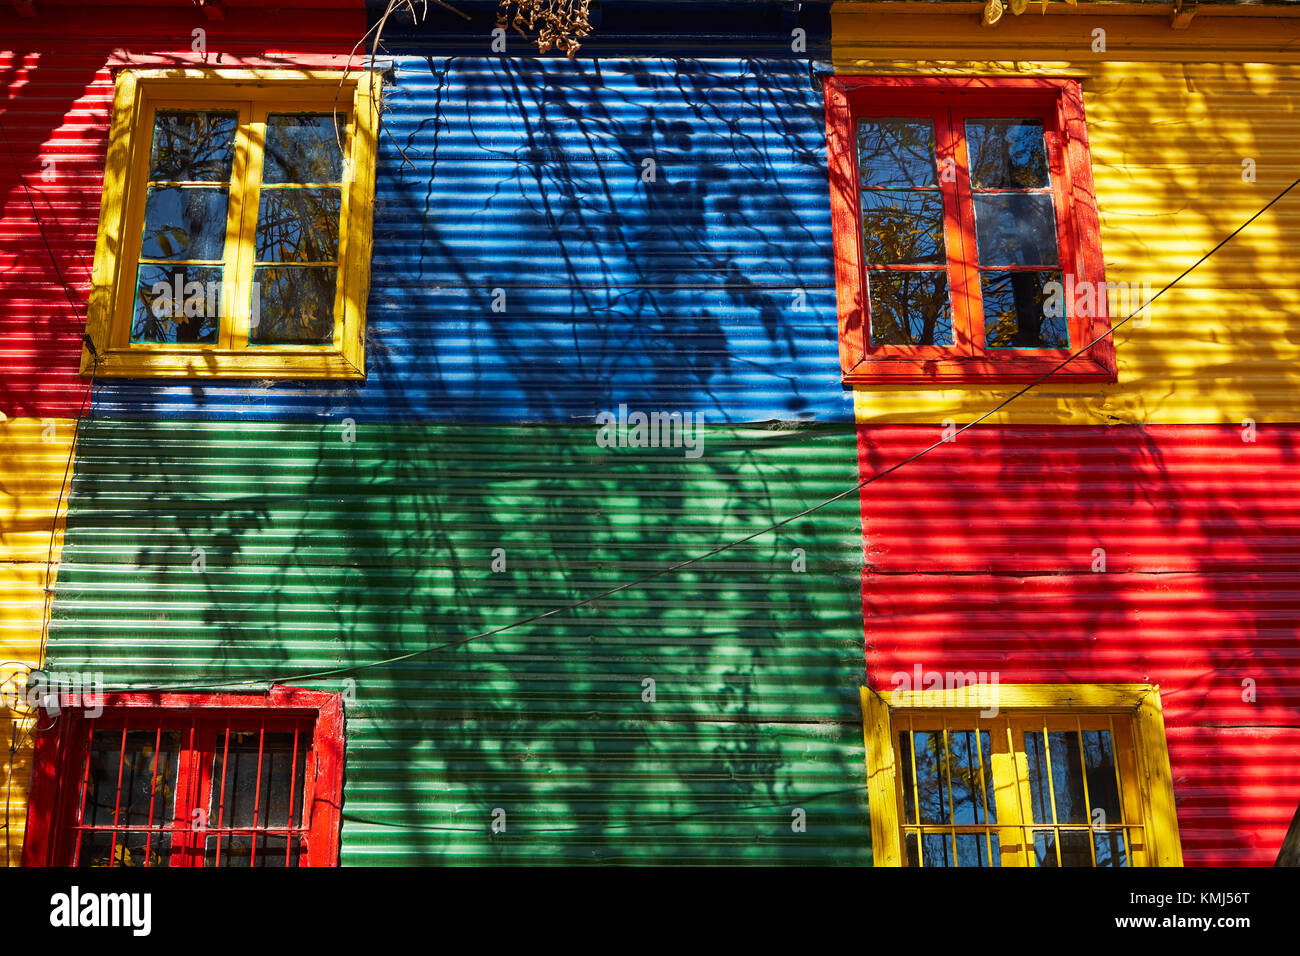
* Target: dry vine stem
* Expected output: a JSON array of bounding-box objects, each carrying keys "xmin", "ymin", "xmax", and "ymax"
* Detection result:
[{"xmin": 499, "ymin": 0, "xmax": 594, "ymax": 58}]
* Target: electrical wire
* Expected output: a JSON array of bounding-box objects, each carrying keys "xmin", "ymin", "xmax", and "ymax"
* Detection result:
[{"xmin": 94, "ymin": 169, "xmax": 1300, "ymax": 696}]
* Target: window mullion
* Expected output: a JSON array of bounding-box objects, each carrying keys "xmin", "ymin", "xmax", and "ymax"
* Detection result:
[
  {"xmin": 940, "ymin": 107, "xmax": 980, "ymax": 358},
  {"xmin": 223, "ymin": 104, "xmax": 264, "ymax": 351}
]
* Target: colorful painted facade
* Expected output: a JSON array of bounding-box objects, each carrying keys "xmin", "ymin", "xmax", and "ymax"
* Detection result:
[{"xmin": 1, "ymin": 0, "xmax": 1297, "ymax": 865}]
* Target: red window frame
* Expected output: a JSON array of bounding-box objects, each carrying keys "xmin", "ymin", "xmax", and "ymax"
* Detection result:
[
  {"xmin": 824, "ymin": 75, "xmax": 1116, "ymax": 385},
  {"xmin": 21, "ymin": 687, "xmax": 343, "ymax": 867}
]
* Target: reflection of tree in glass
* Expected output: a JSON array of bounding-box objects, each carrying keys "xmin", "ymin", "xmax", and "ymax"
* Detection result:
[
  {"xmin": 984, "ymin": 272, "xmax": 1067, "ymax": 349},
  {"xmin": 862, "ymin": 196, "xmax": 945, "ymax": 265},
  {"xmin": 255, "ymin": 190, "xmax": 341, "ymax": 263},
  {"xmin": 150, "ymin": 111, "xmax": 237, "ymax": 182},
  {"xmin": 253, "ymin": 267, "xmax": 335, "ymax": 344},
  {"xmin": 966, "ymin": 120, "xmax": 1048, "ymax": 189},
  {"xmin": 263, "ymin": 114, "xmax": 343, "ymax": 184},
  {"xmin": 869, "ymin": 271, "xmax": 950, "ymax": 346},
  {"xmin": 133, "ymin": 267, "xmax": 220, "ymax": 344},
  {"xmin": 857, "ymin": 119, "xmax": 937, "ymax": 188},
  {"xmin": 251, "ymin": 183, "xmax": 340, "ymax": 344}
]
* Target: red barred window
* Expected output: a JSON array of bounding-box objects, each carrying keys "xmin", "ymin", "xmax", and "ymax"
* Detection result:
[
  {"xmin": 22, "ymin": 689, "xmax": 342, "ymax": 867},
  {"xmin": 824, "ymin": 76, "xmax": 1116, "ymax": 384}
]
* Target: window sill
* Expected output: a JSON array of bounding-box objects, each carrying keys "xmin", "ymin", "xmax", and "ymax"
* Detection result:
[
  {"xmin": 80, "ymin": 347, "xmax": 365, "ymax": 380},
  {"xmin": 843, "ymin": 353, "xmax": 1117, "ymax": 387}
]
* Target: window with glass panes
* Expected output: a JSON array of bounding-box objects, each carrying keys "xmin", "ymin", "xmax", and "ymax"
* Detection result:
[
  {"xmin": 83, "ymin": 71, "xmax": 378, "ymax": 379},
  {"xmin": 824, "ymin": 76, "xmax": 1116, "ymax": 384},
  {"xmin": 21, "ymin": 692, "xmax": 343, "ymax": 867},
  {"xmin": 860, "ymin": 685, "xmax": 1183, "ymax": 868},
  {"xmin": 894, "ymin": 713, "xmax": 1146, "ymax": 867}
]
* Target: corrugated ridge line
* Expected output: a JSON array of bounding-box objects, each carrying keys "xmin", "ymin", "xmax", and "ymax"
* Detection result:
[
  {"xmin": 49, "ymin": 421, "xmax": 872, "ymax": 864},
  {"xmin": 90, "ymin": 55, "xmax": 853, "ymax": 424}
]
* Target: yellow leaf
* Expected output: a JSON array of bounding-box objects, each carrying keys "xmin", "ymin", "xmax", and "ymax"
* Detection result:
[
  {"xmin": 982, "ymin": 0, "xmax": 1004, "ymax": 27},
  {"xmin": 1011, "ymin": 0, "xmax": 1028, "ymax": 14}
]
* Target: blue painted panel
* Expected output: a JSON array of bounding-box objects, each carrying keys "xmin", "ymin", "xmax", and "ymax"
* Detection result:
[{"xmin": 92, "ymin": 55, "xmax": 849, "ymax": 424}]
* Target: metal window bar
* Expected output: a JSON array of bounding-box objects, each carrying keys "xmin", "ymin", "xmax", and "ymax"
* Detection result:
[
  {"xmin": 943, "ymin": 721, "xmax": 957, "ymax": 866},
  {"xmin": 1109, "ymin": 714, "xmax": 1134, "ymax": 865},
  {"xmin": 1040, "ymin": 723, "xmax": 1061, "ymax": 867},
  {"xmin": 975, "ymin": 726, "xmax": 993, "ymax": 866},
  {"xmin": 1076, "ymin": 718, "xmax": 1098, "ymax": 867},
  {"xmin": 214, "ymin": 724, "xmax": 230, "ymax": 866},
  {"xmin": 64, "ymin": 715, "xmax": 312, "ymax": 867},
  {"xmin": 144, "ymin": 725, "xmax": 161, "ymax": 867}
]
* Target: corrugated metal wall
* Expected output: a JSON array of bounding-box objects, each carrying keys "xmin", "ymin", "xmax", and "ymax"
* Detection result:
[
  {"xmin": 859, "ymin": 423, "xmax": 1300, "ymax": 865},
  {"xmin": 834, "ymin": 10, "xmax": 1300, "ymax": 426},
  {"xmin": 0, "ymin": 4, "xmax": 366, "ymax": 418},
  {"xmin": 1, "ymin": 0, "xmax": 367, "ymax": 865},
  {"xmin": 90, "ymin": 53, "xmax": 850, "ymax": 424},
  {"xmin": 0, "ymin": 420, "xmax": 76, "ymax": 866},
  {"xmin": 50, "ymin": 421, "xmax": 869, "ymax": 864}
]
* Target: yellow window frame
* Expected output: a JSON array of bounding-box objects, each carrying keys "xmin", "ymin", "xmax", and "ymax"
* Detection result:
[
  {"xmin": 861, "ymin": 684, "xmax": 1183, "ymax": 867},
  {"xmin": 83, "ymin": 68, "xmax": 382, "ymax": 380}
]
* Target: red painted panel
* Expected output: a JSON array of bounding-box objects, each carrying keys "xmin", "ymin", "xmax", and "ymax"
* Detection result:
[
  {"xmin": 859, "ymin": 424, "xmax": 1300, "ymax": 573},
  {"xmin": 860, "ymin": 423, "xmax": 1300, "ymax": 865},
  {"xmin": 0, "ymin": 5, "xmax": 365, "ymax": 418}
]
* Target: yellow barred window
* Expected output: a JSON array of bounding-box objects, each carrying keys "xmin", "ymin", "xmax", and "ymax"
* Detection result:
[
  {"xmin": 861, "ymin": 684, "xmax": 1183, "ymax": 867},
  {"xmin": 83, "ymin": 69, "xmax": 381, "ymax": 379}
]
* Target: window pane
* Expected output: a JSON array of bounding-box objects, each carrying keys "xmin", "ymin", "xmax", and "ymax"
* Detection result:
[
  {"xmin": 860, "ymin": 190, "xmax": 946, "ymax": 265},
  {"xmin": 81, "ymin": 729, "xmax": 180, "ymax": 829},
  {"xmin": 1033, "ymin": 829, "xmax": 1094, "ymax": 867},
  {"xmin": 204, "ymin": 834, "xmax": 303, "ymax": 868},
  {"xmin": 254, "ymin": 188, "xmax": 342, "ymax": 263},
  {"xmin": 209, "ymin": 730, "xmax": 308, "ymax": 829},
  {"xmin": 251, "ymin": 266, "xmax": 337, "ymax": 345},
  {"xmin": 1025, "ymin": 729, "xmax": 1091, "ymax": 825},
  {"xmin": 921, "ymin": 832, "xmax": 954, "ymax": 867},
  {"xmin": 954, "ymin": 832, "xmax": 1000, "ymax": 867},
  {"xmin": 149, "ymin": 110, "xmax": 237, "ymax": 182},
  {"xmin": 1082, "ymin": 730, "xmax": 1122, "ymax": 825},
  {"xmin": 1094, "ymin": 829, "xmax": 1129, "ymax": 867},
  {"xmin": 911, "ymin": 730, "xmax": 951, "ymax": 825},
  {"xmin": 141, "ymin": 186, "xmax": 229, "ymax": 261},
  {"xmin": 904, "ymin": 831, "xmax": 920, "ymax": 866},
  {"xmin": 973, "ymin": 193, "xmax": 1059, "ymax": 267},
  {"xmin": 263, "ymin": 114, "xmax": 345, "ymax": 184},
  {"xmin": 78, "ymin": 829, "xmax": 174, "ymax": 868},
  {"xmin": 132, "ymin": 264, "xmax": 222, "ymax": 344},
  {"xmin": 868, "ymin": 271, "xmax": 952, "ymax": 346},
  {"xmin": 949, "ymin": 730, "xmax": 996, "ymax": 825},
  {"xmin": 857, "ymin": 119, "xmax": 937, "ymax": 188},
  {"xmin": 898, "ymin": 731, "xmax": 917, "ymax": 824},
  {"xmin": 965, "ymin": 119, "xmax": 1049, "ymax": 189},
  {"xmin": 981, "ymin": 271, "xmax": 1068, "ymax": 349}
]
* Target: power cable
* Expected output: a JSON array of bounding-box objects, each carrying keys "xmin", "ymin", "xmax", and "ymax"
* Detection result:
[{"xmin": 97, "ymin": 169, "xmax": 1300, "ymax": 696}]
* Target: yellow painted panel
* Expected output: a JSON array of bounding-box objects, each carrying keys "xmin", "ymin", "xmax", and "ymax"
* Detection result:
[
  {"xmin": 834, "ymin": 11, "xmax": 1300, "ymax": 425},
  {"xmin": 0, "ymin": 420, "xmax": 77, "ymax": 866}
]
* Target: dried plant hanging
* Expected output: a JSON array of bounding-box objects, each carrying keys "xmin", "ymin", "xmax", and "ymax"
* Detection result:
[
  {"xmin": 982, "ymin": 0, "xmax": 1077, "ymax": 27},
  {"xmin": 498, "ymin": 0, "xmax": 594, "ymax": 58}
]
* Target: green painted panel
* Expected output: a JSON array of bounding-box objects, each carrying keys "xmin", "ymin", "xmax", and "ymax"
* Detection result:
[{"xmin": 51, "ymin": 421, "xmax": 871, "ymax": 864}]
